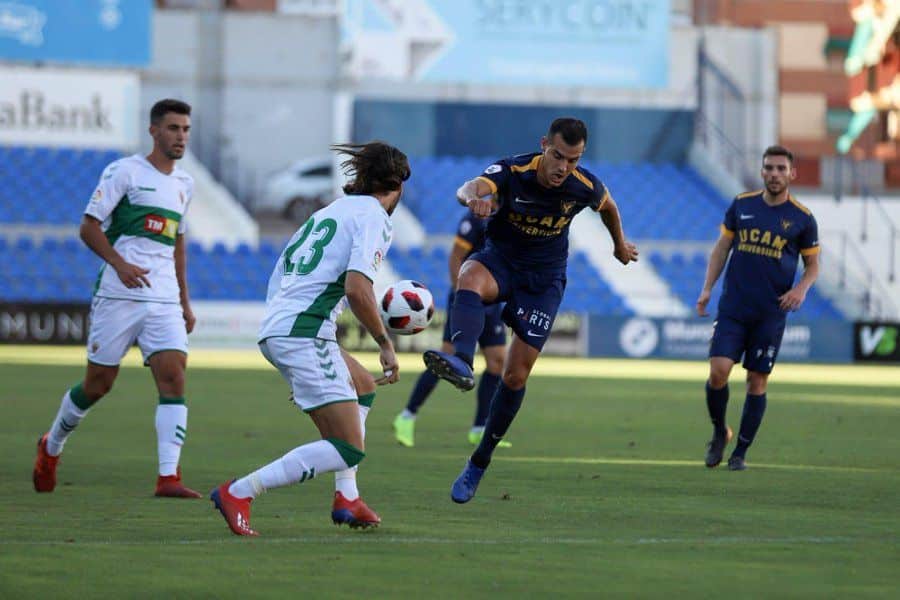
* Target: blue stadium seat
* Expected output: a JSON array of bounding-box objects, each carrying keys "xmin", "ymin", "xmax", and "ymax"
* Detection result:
[
  {"xmin": 0, "ymin": 145, "xmax": 124, "ymax": 225},
  {"xmin": 649, "ymin": 250, "xmax": 843, "ymax": 320}
]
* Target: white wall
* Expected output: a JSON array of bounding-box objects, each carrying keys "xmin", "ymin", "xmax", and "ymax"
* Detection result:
[
  {"xmin": 698, "ymin": 26, "xmax": 779, "ymax": 185},
  {"xmin": 143, "ymin": 10, "xmax": 339, "ymax": 203},
  {"xmin": 804, "ymin": 194, "xmax": 900, "ymax": 319}
]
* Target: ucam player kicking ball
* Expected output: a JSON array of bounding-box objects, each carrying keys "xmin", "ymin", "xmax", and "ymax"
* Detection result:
[
  {"xmin": 422, "ymin": 117, "xmax": 639, "ymax": 503},
  {"xmin": 210, "ymin": 141, "xmax": 410, "ymax": 536}
]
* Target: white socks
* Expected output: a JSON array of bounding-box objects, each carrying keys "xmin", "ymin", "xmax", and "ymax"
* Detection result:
[
  {"xmin": 155, "ymin": 404, "xmax": 187, "ymax": 477},
  {"xmin": 334, "ymin": 404, "xmax": 370, "ymax": 501},
  {"xmin": 230, "ymin": 440, "xmax": 348, "ymax": 499},
  {"xmin": 46, "ymin": 390, "xmax": 87, "ymax": 456}
]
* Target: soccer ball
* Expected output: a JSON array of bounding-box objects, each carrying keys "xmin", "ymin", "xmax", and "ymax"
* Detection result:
[{"xmin": 380, "ymin": 280, "xmax": 435, "ymax": 335}]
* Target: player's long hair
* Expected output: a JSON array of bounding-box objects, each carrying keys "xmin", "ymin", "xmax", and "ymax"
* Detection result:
[{"xmin": 332, "ymin": 141, "xmax": 410, "ymax": 196}]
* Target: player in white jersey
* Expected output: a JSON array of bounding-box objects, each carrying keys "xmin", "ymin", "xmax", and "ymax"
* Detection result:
[
  {"xmin": 210, "ymin": 141, "xmax": 410, "ymax": 536},
  {"xmin": 33, "ymin": 99, "xmax": 202, "ymax": 499}
]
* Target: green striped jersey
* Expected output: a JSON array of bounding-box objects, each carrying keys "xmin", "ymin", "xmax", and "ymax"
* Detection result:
[
  {"xmin": 85, "ymin": 154, "xmax": 193, "ymax": 303},
  {"xmin": 258, "ymin": 195, "xmax": 393, "ymax": 342}
]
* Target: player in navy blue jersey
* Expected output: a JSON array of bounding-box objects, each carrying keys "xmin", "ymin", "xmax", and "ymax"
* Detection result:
[
  {"xmin": 392, "ymin": 210, "xmax": 509, "ymax": 449},
  {"xmin": 423, "ymin": 117, "xmax": 639, "ymax": 503},
  {"xmin": 697, "ymin": 145, "xmax": 820, "ymax": 471}
]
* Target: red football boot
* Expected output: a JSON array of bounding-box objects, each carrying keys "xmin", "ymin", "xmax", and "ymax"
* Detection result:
[
  {"xmin": 210, "ymin": 481, "xmax": 258, "ymax": 536},
  {"xmin": 33, "ymin": 434, "xmax": 60, "ymax": 493},
  {"xmin": 331, "ymin": 491, "xmax": 381, "ymax": 529},
  {"xmin": 155, "ymin": 467, "xmax": 202, "ymax": 498}
]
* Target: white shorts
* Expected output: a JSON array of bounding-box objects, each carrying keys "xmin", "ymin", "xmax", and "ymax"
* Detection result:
[
  {"xmin": 259, "ymin": 337, "xmax": 357, "ymax": 413},
  {"xmin": 87, "ymin": 297, "xmax": 189, "ymax": 366}
]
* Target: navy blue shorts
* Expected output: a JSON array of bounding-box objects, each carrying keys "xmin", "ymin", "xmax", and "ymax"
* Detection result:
[
  {"xmin": 442, "ymin": 291, "xmax": 507, "ymax": 348},
  {"xmin": 468, "ymin": 249, "xmax": 566, "ymax": 351},
  {"xmin": 709, "ymin": 312, "xmax": 787, "ymax": 374}
]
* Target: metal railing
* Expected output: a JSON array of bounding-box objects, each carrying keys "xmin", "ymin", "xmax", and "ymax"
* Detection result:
[
  {"xmin": 694, "ymin": 39, "xmax": 756, "ymax": 188},
  {"xmin": 860, "ymin": 187, "xmax": 898, "ymax": 284},
  {"xmin": 821, "ymin": 229, "xmax": 897, "ymax": 319}
]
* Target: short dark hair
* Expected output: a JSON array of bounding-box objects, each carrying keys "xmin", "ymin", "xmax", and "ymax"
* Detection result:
[
  {"xmin": 548, "ymin": 117, "xmax": 588, "ymax": 146},
  {"xmin": 150, "ymin": 99, "xmax": 191, "ymax": 125},
  {"xmin": 333, "ymin": 141, "xmax": 410, "ymax": 196},
  {"xmin": 763, "ymin": 145, "xmax": 793, "ymax": 165}
]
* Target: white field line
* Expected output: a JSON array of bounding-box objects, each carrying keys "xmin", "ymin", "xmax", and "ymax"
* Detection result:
[
  {"xmin": 2, "ymin": 346, "xmax": 900, "ymax": 388},
  {"xmin": 482, "ymin": 455, "xmax": 890, "ymax": 474},
  {"xmin": 0, "ymin": 535, "xmax": 861, "ymax": 548}
]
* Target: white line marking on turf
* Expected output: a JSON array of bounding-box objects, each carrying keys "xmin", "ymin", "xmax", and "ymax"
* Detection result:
[
  {"xmin": 2, "ymin": 535, "xmax": 859, "ymax": 548},
  {"xmin": 470, "ymin": 455, "xmax": 888, "ymax": 474},
  {"xmin": 3, "ymin": 346, "xmax": 900, "ymax": 387}
]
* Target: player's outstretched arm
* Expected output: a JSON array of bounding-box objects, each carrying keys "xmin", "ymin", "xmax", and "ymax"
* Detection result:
[
  {"xmin": 79, "ymin": 215, "xmax": 151, "ymax": 288},
  {"xmin": 456, "ymin": 179, "xmax": 494, "ymax": 217},
  {"xmin": 696, "ymin": 233, "xmax": 733, "ymax": 317},
  {"xmin": 345, "ymin": 271, "xmax": 399, "ymax": 384},
  {"xmin": 778, "ymin": 253, "xmax": 819, "ymax": 311},
  {"xmin": 598, "ymin": 195, "xmax": 639, "ymax": 264},
  {"xmin": 174, "ymin": 234, "xmax": 195, "ymax": 333}
]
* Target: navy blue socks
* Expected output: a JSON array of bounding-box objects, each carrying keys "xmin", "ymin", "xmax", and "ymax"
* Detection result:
[
  {"xmin": 474, "ymin": 371, "xmax": 500, "ymax": 427},
  {"xmin": 733, "ymin": 393, "xmax": 767, "ymax": 458},
  {"xmin": 406, "ymin": 369, "xmax": 440, "ymax": 414},
  {"xmin": 471, "ymin": 382, "xmax": 525, "ymax": 468},
  {"xmin": 449, "ymin": 290, "xmax": 484, "ymax": 366},
  {"xmin": 705, "ymin": 381, "xmax": 729, "ymax": 436}
]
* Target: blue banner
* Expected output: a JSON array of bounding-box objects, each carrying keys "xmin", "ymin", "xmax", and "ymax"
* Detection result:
[
  {"xmin": 588, "ymin": 316, "xmax": 853, "ymax": 363},
  {"xmin": 0, "ymin": 1, "xmax": 151, "ymax": 67},
  {"xmin": 344, "ymin": 0, "xmax": 670, "ymax": 89}
]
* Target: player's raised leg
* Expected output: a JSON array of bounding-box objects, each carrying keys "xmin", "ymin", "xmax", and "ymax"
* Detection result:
[
  {"xmin": 34, "ymin": 363, "xmax": 116, "ymax": 492},
  {"xmin": 149, "ymin": 350, "xmax": 201, "ymax": 498}
]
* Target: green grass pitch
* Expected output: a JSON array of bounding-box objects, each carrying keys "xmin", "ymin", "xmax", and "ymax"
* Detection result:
[{"xmin": 2, "ymin": 359, "xmax": 898, "ymax": 598}]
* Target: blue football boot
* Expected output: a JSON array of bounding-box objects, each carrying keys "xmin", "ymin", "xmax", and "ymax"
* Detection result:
[
  {"xmin": 423, "ymin": 350, "xmax": 475, "ymax": 391},
  {"xmin": 451, "ymin": 460, "xmax": 486, "ymax": 504}
]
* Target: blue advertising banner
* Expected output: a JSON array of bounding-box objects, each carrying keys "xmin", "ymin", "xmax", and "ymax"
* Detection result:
[
  {"xmin": 343, "ymin": 0, "xmax": 670, "ymax": 89},
  {"xmin": 0, "ymin": 1, "xmax": 151, "ymax": 67},
  {"xmin": 588, "ymin": 316, "xmax": 853, "ymax": 363}
]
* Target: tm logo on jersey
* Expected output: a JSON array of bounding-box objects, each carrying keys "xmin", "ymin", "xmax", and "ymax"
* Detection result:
[{"xmin": 144, "ymin": 215, "xmax": 178, "ymax": 239}]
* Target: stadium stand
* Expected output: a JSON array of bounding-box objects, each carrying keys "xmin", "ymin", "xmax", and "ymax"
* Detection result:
[
  {"xmin": 0, "ymin": 147, "xmax": 122, "ymax": 225},
  {"xmin": 0, "ymin": 147, "xmax": 843, "ymax": 319},
  {"xmin": 649, "ymin": 250, "xmax": 844, "ymax": 320}
]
